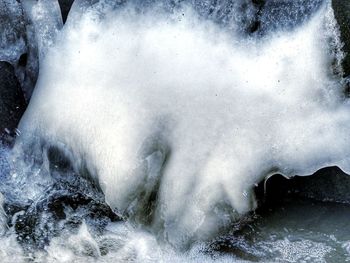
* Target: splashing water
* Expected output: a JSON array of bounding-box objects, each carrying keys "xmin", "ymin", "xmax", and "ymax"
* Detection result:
[{"xmin": 1, "ymin": 0, "xmax": 350, "ymax": 262}]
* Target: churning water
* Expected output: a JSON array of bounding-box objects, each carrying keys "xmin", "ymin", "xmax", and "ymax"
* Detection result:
[{"xmin": 1, "ymin": 0, "xmax": 350, "ymax": 262}]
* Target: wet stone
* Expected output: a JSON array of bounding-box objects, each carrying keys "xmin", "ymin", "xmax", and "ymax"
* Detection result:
[{"xmin": 0, "ymin": 61, "xmax": 26, "ymax": 144}]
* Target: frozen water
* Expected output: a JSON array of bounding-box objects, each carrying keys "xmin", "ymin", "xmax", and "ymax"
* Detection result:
[
  {"xmin": 15, "ymin": 0, "xmax": 350, "ymax": 246},
  {"xmin": 0, "ymin": 0, "xmax": 26, "ymax": 64},
  {"xmin": 1, "ymin": 0, "xmax": 350, "ymax": 261}
]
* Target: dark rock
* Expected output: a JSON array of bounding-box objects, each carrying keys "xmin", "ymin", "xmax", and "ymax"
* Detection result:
[
  {"xmin": 292, "ymin": 167, "xmax": 350, "ymax": 203},
  {"xmin": 0, "ymin": 0, "xmax": 39, "ymax": 100},
  {"xmin": 255, "ymin": 166, "xmax": 350, "ymax": 207},
  {"xmin": 13, "ymin": 190, "xmax": 119, "ymax": 250},
  {"xmin": 7, "ymin": 152, "xmax": 120, "ymax": 250},
  {"xmin": 332, "ymin": 0, "xmax": 350, "ymax": 79},
  {"xmin": 0, "ymin": 62, "xmax": 26, "ymax": 144}
]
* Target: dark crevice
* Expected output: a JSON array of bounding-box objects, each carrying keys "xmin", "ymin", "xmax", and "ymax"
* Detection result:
[
  {"xmin": 47, "ymin": 145, "xmax": 73, "ymax": 172},
  {"xmin": 248, "ymin": 0, "xmax": 265, "ymax": 34},
  {"xmin": 58, "ymin": 0, "xmax": 75, "ymax": 24},
  {"xmin": 0, "ymin": 62, "xmax": 27, "ymax": 145},
  {"xmin": 18, "ymin": 53, "xmax": 27, "ymax": 67},
  {"xmin": 254, "ymin": 166, "xmax": 350, "ymax": 210}
]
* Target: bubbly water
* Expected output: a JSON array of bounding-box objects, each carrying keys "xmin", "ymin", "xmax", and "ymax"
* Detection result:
[{"xmin": 1, "ymin": 0, "xmax": 350, "ymax": 262}]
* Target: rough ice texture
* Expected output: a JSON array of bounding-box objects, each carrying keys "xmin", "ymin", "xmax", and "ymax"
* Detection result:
[
  {"xmin": 19, "ymin": 0, "xmax": 63, "ymax": 99},
  {"xmin": 21, "ymin": 0, "xmax": 63, "ymax": 61},
  {"xmin": 0, "ymin": 0, "xmax": 26, "ymax": 64},
  {"xmin": 0, "ymin": 0, "xmax": 32, "ymax": 100},
  {"xmin": 14, "ymin": 0, "xmax": 350, "ymax": 246},
  {"xmin": 0, "ymin": 0, "xmax": 64, "ymax": 101}
]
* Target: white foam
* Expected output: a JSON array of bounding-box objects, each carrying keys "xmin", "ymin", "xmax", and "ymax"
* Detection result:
[
  {"xmin": 5, "ymin": 221, "xmax": 243, "ymax": 263},
  {"xmin": 14, "ymin": 0, "xmax": 350, "ymax": 246}
]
